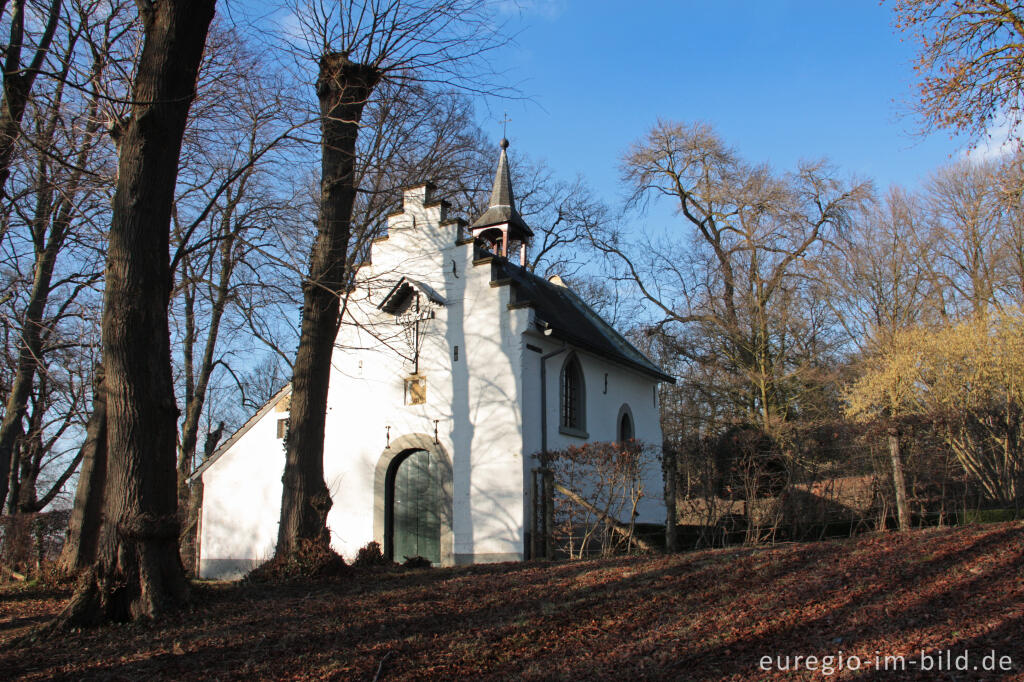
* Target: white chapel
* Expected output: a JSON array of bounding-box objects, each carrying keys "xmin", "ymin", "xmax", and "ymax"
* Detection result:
[{"xmin": 192, "ymin": 140, "xmax": 675, "ymax": 578}]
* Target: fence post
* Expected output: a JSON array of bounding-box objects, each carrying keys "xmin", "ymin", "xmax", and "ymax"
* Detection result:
[
  {"xmin": 530, "ymin": 468, "xmax": 539, "ymax": 560},
  {"xmin": 542, "ymin": 467, "xmax": 554, "ymax": 559}
]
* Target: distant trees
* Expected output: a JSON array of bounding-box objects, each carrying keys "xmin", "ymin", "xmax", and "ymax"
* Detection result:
[
  {"xmin": 0, "ymin": 0, "xmax": 125, "ymax": 519},
  {"xmin": 893, "ymin": 0, "xmax": 1024, "ymax": 147},
  {"xmin": 846, "ymin": 311, "xmax": 1024, "ymax": 507},
  {"xmin": 593, "ymin": 120, "xmax": 870, "ymax": 439}
]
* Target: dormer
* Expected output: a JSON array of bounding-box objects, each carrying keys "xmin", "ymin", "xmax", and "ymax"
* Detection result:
[{"xmin": 469, "ymin": 138, "xmax": 533, "ymax": 264}]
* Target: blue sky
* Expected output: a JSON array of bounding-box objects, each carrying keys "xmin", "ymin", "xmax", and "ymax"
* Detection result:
[{"xmin": 486, "ymin": 0, "xmax": 987, "ymax": 202}]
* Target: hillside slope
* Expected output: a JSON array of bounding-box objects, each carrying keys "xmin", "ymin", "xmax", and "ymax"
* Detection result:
[{"xmin": 2, "ymin": 522, "xmax": 1022, "ymax": 680}]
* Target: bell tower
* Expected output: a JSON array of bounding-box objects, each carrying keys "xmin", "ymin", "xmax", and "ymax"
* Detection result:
[{"xmin": 469, "ymin": 138, "xmax": 533, "ymax": 264}]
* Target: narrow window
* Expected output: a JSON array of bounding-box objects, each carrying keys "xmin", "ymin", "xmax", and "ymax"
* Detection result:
[
  {"xmin": 560, "ymin": 355, "xmax": 585, "ymax": 434},
  {"xmin": 618, "ymin": 410, "xmax": 633, "ymax": 442},
  {"xmin": 453, "ymin": 345, "xmax": 459, "ymax": 362}
]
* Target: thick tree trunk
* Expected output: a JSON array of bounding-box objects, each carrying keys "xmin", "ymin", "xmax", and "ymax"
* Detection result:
[
  {"xmin": 276, "ymin": 53, "xmax": 379, "ymax": 558},
  {"xmin": 56, "ymin": 0, "xmax": 215, "ymax": 626},
  {"xmin": 58, "ymin": 368, "xmax": 107, "ymax": 575}
]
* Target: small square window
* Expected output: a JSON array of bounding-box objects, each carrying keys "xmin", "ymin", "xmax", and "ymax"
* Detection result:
[{"xmin": 405, "ymin": 375, "xmax": 426, "ymax": 405}]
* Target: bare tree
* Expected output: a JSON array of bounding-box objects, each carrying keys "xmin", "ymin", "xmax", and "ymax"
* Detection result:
[
  {"xmin": 0, "ymin": 0, "xmax": 115, "ymax": 512},
  {"xmin": 924, "ymin": 158, "xmax": 1006, "ymax": 316},
  {"xmin": 591, "ymin": 120, "xmax": 870, "ymax": 437},
  {"xmin": 57, "ymin": 364, "xmax": 105, "ymax": 573},
  {"xmin": 168, "ymin": 22, "xmax": 307, "ymax": 573},
  {"xmin": 57, "ymin": 0, "xmax": 215, "ymax": 626},
  {"xmin": 831, "ymin": 186, "xmax": 939, "ymax": 347},
  {"xmin": 0, "ymin": 0, "xmax": 62, "ymax": 206}
]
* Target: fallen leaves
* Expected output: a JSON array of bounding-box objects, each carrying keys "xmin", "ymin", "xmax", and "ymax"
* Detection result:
[{"xmin": 1, "ymin": 522, "xmax": 1023, "ymax": 679}]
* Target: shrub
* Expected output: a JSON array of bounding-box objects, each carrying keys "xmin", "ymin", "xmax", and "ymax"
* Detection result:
[
  {"xmin": 244, "ymin": 539, "xmax": 347, "ymax": 582},
  {"xmin": 353, "ymin": 541, "xmax": 390, "ymax": 567}
]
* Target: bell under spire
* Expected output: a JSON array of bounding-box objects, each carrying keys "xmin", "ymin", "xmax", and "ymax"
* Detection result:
[{"xmin": 469, "ymin": 138, "xmax": 533, "ymax": 241}]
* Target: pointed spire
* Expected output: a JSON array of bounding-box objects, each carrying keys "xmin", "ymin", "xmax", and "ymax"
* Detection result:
[
  {"xmin": 470, "ymin": 139, "xmax": 533, "ymax": 238},
  {"xmin": 487, "ymin": 138, "xmax": 515, "ymax": 211}
]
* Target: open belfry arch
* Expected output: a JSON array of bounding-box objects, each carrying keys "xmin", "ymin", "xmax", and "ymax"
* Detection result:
[{"xmin": 192, "ymin": 140, "xmax": 672, "ymax": 578}]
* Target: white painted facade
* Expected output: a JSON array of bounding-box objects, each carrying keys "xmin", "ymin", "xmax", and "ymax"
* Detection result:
[{"xmin": 195, "ymin": 160, "xmax": 672, "ymax": 579}]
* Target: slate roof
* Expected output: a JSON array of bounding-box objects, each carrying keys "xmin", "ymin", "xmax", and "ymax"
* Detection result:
[
  {"xmin": 188, "ymin": 383, "xmax": 291, "ymax": 482},
  {"xmin": 494, "ymin": 258, "xmax": 675, "ymax": 383}
]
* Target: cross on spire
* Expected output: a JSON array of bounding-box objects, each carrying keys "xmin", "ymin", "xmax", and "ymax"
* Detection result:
[{"xmin": 500, "ymin": 112, "xmax": 511, "ymax": 139}]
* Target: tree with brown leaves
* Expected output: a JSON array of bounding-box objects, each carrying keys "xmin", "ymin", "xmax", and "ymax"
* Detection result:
[{"xmin": 893, "ymin": 0, "xmax": 1024, "ymax": 148}]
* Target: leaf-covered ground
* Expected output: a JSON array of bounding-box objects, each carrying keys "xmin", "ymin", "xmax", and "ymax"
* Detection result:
[{"xmin": 2, "ymin": 522, "xmax": 1023, "ymax": 680}]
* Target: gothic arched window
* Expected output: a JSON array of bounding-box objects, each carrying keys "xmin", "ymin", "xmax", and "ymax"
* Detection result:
[{"xmin": 559, "ymin": 354, "xmax": 586, "ymax": 436}]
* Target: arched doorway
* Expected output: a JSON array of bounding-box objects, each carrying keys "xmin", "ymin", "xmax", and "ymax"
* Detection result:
[
  {"xmin": 385, "ymin": 449, "xmax": 441, "ymax": 563},
  {"xmin": 374, "ymin": 434, "xmax": 454, "ymax": 566}
]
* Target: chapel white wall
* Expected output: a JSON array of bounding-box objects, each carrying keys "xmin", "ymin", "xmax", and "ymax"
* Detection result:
[
  {"xmin": 521, "ymin": 337, "xmax": 666, "ymax": 525},
  {"xmin": 321, "ymin": 185, "xmax": 530, "ymax": 564},
  {"xmin": 198, "ymin": 400, "xmax": 287, "ymax": 579}
]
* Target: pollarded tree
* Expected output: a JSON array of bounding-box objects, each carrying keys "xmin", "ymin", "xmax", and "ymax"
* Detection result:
[
  {"xmin": 273, "ymin": 0, "xmax": 507, "ymax": 561},
  {"xmin": 893, "ymin": 0, "xmax": 1024, "ymax": 148}
]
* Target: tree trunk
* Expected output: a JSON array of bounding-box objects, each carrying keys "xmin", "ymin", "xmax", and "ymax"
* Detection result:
[
  {"xmin": 663, "ymin": 444, "xmax": 678, "ymax": 552},
  {"xmin": 176, "ymin": 207, "xmax": 238, "ymax": 567},
  {"xmin": 276, "ymin": 53, "xmax": 379, "ymax": 558},
  {"xmin": 58, "ymin": 367, "xmax": 107, "ymax": 575},
  {"xmin": 888, "ymin": 426, "xmax": 911, "ymax": 531},
  {"xmin": 552, "ymin": 481, "xmax": 655, "ymax": 553},
  {"xmin": 179, "ymin": 424, "xmax": 221, "ymax": 575},
  {"xmin": 56, "ymin": 0, "xmax": 215, "ymax": 626}
]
